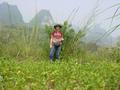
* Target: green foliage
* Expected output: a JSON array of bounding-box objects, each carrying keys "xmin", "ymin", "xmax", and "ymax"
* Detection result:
[
  {"xmin": 97, "ymin": 47, "xmax": 120, "ymax": 62},
  {"xmin": 1, "ymin": 22, "xmax": 86, "ymax": 60},
  {"xmin": 0, "ymin": 26, "xmax": 48, "ymax": 59},
  {"xmin": 0, "ymin": 57, "xmax": 120, "ymax": 90}
]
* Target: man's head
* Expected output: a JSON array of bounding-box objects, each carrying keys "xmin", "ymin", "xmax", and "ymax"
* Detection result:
[{"xmin": 54, "ymin": 24, "xmax": 62, "ymax": 31}]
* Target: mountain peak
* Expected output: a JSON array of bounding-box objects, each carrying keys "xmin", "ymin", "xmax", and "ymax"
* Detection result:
[
  {"xmin": 1, "ymin": 2, "xmax": 9, "ymax": 5},
  {"xmin": 0, "ymin": 2, "xmax": 24, "ymax": 26},
  {"xmin": 30, "ymin": 9, "xmax": 54, "ymax": 26}
]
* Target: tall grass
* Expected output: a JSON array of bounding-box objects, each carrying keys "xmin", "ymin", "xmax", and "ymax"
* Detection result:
[
  {"xmin": 0, "ymin": 26, "xmax": 49, "ymax": 60},
  {"xmin": 0, "ymin": 1, "xmax": 120, "ymax": 61}
]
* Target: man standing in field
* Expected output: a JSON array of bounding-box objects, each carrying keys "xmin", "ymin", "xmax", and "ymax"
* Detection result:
[{"xmin": 49, "ymin": 24, "xmax": 64, "ymax": 61}]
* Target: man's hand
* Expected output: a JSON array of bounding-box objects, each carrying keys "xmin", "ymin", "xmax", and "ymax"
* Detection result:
[
  {"xmin": 50, "ymin": 44, "xmax": 52, "ymax": 48},
  {"xmin": 61, "ymin": 38, "xmax": 64, "ymax": 41}
]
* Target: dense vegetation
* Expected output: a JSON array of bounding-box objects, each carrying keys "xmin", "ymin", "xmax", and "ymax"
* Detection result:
[
  {"xmin": 0, "ymin": 2, "xmax": 120, "ymax": 90},
  {"xmin": 0, "ymin": 57, "xmax": 120, "ymax": 90},
  {"xmin": 0, "ymin": 22, "xmax": 120, "ymax": 90}
]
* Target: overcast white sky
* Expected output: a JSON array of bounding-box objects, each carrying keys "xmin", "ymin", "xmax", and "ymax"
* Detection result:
[{"xmin": 0, "ymin": 0, "xmax": 120, "ymax": 37}]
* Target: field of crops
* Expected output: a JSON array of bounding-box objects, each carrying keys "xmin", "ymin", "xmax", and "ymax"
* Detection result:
[{"xmin": 0, "ymin": 57, "xmax": 120, "ymax": 90}]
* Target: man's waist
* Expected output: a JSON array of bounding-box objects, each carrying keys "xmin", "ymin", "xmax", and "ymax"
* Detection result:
[{"xmin": 52, "ymin": 39, "xmax": 62, "ymax": 42}]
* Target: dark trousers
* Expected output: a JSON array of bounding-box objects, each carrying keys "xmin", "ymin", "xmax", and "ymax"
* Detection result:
[{"xmin": 49, "ymin": 45, "xmax": 61, "ymax": 60}]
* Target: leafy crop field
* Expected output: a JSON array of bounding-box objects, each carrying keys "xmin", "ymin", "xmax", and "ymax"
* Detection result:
[{"xmin": 0, "ymin": 57, "xmax": 120, "ymax": 90}]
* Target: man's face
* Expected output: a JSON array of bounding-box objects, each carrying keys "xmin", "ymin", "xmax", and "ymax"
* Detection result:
[{"xmin": 55, "ymin": 27, "xmax": 60, "ymax": 31}]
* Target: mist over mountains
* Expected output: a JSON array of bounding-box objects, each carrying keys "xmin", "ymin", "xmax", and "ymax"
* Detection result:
[
  {"xmin": 0, "ymin": 2, "xmax": 24, "ymax": 26},
  {"xmin": 84, "ymin": 25, "xmax": 116, "ymax": 46},
  {"xmin": 30, "ymin": 10, "xmax": 54, "ymax": 26},
  {"xmin": 0, "ymin": 2, "xmax": 54, "ymax": 26},
  {"xmin": 0, "ymin": 2, "xmax": 117, "ymax": 46}
]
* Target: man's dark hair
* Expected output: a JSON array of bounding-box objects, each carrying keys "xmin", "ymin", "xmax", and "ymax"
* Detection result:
[{"xmin": 54, "ymin": 24, "xmax": 62, "ymax": 29}]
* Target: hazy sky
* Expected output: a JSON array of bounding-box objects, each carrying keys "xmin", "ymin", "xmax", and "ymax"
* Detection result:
[
  {"xmin": 0, "ymin": 0, "xmax": 120, "ymax": 37},
  {"xmin": 0, "ymin": 0, "xmax": 119, "ymax": 22}
]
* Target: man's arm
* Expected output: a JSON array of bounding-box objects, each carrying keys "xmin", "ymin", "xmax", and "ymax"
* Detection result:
[{"xmin": 50, "ymin": 34, "xmax": 53, "ymax": 48}]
